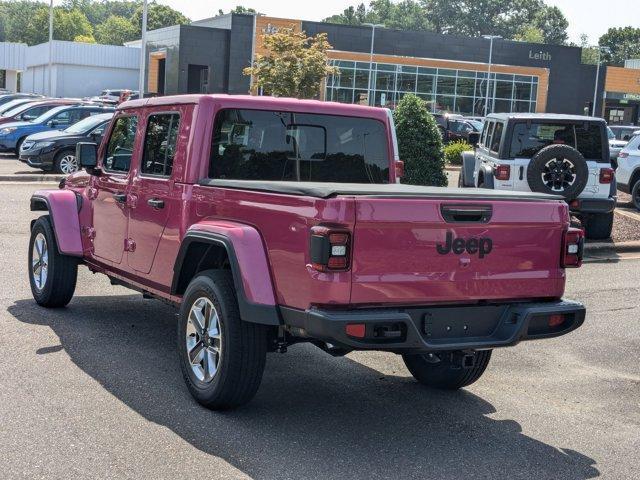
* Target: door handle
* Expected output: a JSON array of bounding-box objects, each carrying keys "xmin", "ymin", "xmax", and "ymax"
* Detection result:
[
  {"xmin": 147, "ymin": 198, "xmax": 165, "ymax": 209},
  {"xmin": 113, "ymin": 193, "xmax": 127, "ymax": 203}
]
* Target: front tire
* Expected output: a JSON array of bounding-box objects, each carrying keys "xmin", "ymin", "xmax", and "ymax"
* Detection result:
[
  {"xmin": 178, "ymin": 270, "xmax": 267, "ymax": 410},
  {"xmin": 632, "ymin": 181, "xmax": 640, "ymax": 211},
  {"xmin": 582, "ymin": 211, "xmax": 614, "ymax": 240},
  {"xmin": 28, "ymin": 216, "xmax": 78, "ymax": 307},
  {"xmin": 403, "ymin": 350, "xmax": 492, "ymax": 390}
]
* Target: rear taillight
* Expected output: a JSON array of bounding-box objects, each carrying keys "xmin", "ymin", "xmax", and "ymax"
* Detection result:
[
  {"xmin": 618, "ymin": 152, "xmax": 629, "ymax": 159},
  {"xmin": 495, "ymin": 164, "xmax": 511, "ymax": 181},
  {"xmin": 599, "ymin": 168, "xmax": 614, "ymax": 184},
  {"xmin": 562, "ymin": 227, "xmax": 584, "ymax": 268},
  {"xmin": 310, "ymin": 226, "xmax": 351, "ymax": 272}
]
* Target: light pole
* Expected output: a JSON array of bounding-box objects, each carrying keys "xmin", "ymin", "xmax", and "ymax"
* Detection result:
[
  {"xmin": 482, "ymin": 35, "xmax": 501, "ymax": 117},
  {"xmin": 138, "ymin": 0, "xmax": 148, "ymax": 98},
  {"xmin": 364, "ymin": 23, "xmax": 384, "ymax": 106},
  {"xmin": 48, "ymin": 0, "xmax": 53, "ymax": 96},
  {"xmin": 592, "ymin": 46, "xmax": 610, "ymax": 117}
]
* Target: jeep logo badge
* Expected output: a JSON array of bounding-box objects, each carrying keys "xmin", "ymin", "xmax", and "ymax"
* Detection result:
[{"xmin": 436, "ymin": 231, "xmax": 493, "ymax": 258}]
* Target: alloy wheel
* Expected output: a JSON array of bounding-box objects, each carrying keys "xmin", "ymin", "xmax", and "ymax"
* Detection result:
[
  {"xmin": 59, "ymin": 154, "xmax": 79, "ymax": 174},
  {"xmin": 31, "ymin": 233, "xmax": 48, "ymax": 291},
  {"xmin": 185, "ymin": 297, "xmax": 222, "ymax": 383},
  {"xmin": 541, "ymin": 157, "xmax": 577, "ymax": 192}
]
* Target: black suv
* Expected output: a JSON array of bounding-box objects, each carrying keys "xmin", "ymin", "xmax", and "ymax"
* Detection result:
[{"xmin": 20, "ymin": 113, "xmax": 113, "ymax": 174}]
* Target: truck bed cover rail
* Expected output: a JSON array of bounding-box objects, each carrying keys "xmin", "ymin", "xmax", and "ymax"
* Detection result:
[{"xmin": 198, "ymin": 179, "xmax": 563, "ymax": 201}]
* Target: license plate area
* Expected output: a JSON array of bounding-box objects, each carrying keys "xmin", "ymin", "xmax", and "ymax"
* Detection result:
[{"xmin": 419, "ymin": 305, "xmax": 510, "ymax": 340}]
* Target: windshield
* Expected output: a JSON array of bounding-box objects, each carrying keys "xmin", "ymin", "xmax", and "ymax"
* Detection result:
[
  {"xmin": 0, "ymin": 100, "xmax": 32, "ymax": 115},
  {"xmin": 31, "ymin": 106, "xmax": 69, "ymax": 124},
  {"xmin": 509, "ymin": 122, "xmax": 605, "ymax": 160},
  {"xmin": 64, "ymin": 114, "xmax": 110, "ymax": 134},
  {"xmin": 210, "ymin": 109, "xmax": 390, "ymax": 183},
  {"xmin": 468, "ymin": 120, "xmax": 484, "ymax": 131}
]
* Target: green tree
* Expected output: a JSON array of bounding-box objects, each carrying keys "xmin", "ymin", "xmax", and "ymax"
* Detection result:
[
  {"xmin": 393, "ymin": 94, "xmax": 447, "ymax": 187},
  {"xmin": 217, "ymin": 6, "xmax": 260, "ymax": 15},
  {"xmin": 95, "ymin": 15, "xmax": 138, "ymax": 45},
  {"xmin": 324, "ymin": 0, "xmax": 569, "ymax": 44},
  {"xmin": 514, "ymin": 25, "xmax": 545, "ymax": 44},
  {"xmin": 579, "ymin": 34, "xmax": 599, "ymax": 65},
  {"xmin": 26, "ymin": 8, "xmax": 93, "ymax": 44},
  {"xmin": 74, "ymin": 34, "xmax": 96, "ymax": 43},
  {"xmin": 244, "ymin": 28, "xmax": 339, "ymax": 98},
  {"xmin": 131, "ymin": 3, "xmax": 190, "ymax": 36},
  {"xmin": 599, "ymin": 27, "xmax": 640, "ymax": 66},
  {"xmin": 534, "ymin": 6, "xmax": 568, "ymax": 45}
]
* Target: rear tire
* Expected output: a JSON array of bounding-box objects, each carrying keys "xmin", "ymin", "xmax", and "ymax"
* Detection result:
[
  {"xmin": 28, "ymin": 216, "xmax": 78, "ymax": 307},
  {"xmin": 582, "ymin": 211, "xmax": 614, "ymax": 240},
  {"xmin": 457, "ymin": 168, "xmax": 464, "ymax": 187},
  {"xmin": 403, "ymin": 350, "xmax": 492, "ymax": 390},
  {"xmin": 177, "ymin": 269, "xmax": 267, "ymax": 410}
]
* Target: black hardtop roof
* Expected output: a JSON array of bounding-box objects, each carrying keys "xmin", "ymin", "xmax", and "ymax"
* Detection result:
[{"xmin": 487, "ymin": 113, "xmax": 606, "ymax": 123}]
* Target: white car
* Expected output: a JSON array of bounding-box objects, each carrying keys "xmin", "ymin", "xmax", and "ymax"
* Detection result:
[
  {"xmin": 615, "ymin": 134, "xmax": 640, "ymax": 210},
  {"xmin": 460, "ymin": 113, "xmax": 617, "ymax": 239}
]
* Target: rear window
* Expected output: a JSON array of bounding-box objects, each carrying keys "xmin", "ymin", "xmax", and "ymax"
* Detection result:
[
  {"xmin": 209, "ymin": 109, "xmax": 390, "ymax": 183},
  {"xmin": 509, "ymin": 122, "xmax": 605, "ymax": 160}
]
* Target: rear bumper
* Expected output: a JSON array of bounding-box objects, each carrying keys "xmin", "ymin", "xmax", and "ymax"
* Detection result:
[
  {"xmin": 571, "ymin": 197, "xmax": 616, "ymax": 214},
  {"xmin": 281, "ymin": 299, "xmax": 585, "ymax": 353}
]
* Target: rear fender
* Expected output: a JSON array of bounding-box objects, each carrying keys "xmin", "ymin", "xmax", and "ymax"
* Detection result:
[
  {"xmin": 461, "ymin": 151, "xmax": 477, "ymax": 187},
  {"xmin": 30, "ymin": 190, "xmax": 83, "ymax": 257},
  {"xmin": 172, "ymin": 220, "xmax": 280, "ymax": 326}
]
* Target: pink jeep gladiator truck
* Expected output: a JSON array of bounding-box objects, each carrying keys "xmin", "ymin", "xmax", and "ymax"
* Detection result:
[{"xmin": 28, "ymin": 95, "xmax": 586, "ymax": 410}]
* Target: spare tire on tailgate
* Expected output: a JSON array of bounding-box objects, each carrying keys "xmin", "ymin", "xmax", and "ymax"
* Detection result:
[{"xmin": 526, "ymin": 144, "xmax": 589, "ymax": 200}]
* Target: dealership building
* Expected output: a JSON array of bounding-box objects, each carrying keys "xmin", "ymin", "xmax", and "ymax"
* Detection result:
[{"xmin": 136, "ymin": 13, "xmax": 640, "ymax": 123}]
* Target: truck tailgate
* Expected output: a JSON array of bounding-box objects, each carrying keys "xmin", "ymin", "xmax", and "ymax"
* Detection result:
[{"xmin": 351, "ymin": 197, "xmax": 568, "ymax": 305}]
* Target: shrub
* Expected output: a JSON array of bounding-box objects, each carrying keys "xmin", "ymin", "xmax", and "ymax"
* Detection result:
[
  {"xmin": 393, "ymin": 94, "xmax": 447, "ymax": 187},
  {"xmin": 444, "ymin": 140, "xmax": 474, "ymax": 166}
]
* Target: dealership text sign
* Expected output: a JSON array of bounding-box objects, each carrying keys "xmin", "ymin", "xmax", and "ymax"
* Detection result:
[{"xmin": 529, "ymin": 50, "xmax": 552, "ymax": 61}]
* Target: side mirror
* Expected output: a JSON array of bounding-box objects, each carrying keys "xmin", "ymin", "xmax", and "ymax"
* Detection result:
[{"xmin": 76, "ymin": 142, "xmax": 99, "ymax": 173}]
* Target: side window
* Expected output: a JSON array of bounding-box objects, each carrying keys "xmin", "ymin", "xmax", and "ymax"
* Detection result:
[
  {"xmin": 52, "ymin": 110, "xmax": 71, "ymax": 125},
  {"xmin": 91, "ymin": 123, "xmax": 107, "ymax": 136},
  {"xmin": 491, "ymin": 122, "xmax": 503, "ymax": 153},
  {"xmin": 483, "ymin": 121, "xmax": 495, "ymax": 149},
  {"xmin": 141, "ymin": 113, "xmax": 180, "ymax": 176},
  {"xmin": 104, "ymin": 115, "xmax": 138, "ymax": 173}
]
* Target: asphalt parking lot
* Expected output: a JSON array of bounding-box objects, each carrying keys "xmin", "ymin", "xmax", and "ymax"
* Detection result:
[{"xmin": 1, "ymin": 182, "xmax": 639, "ymax": 479}]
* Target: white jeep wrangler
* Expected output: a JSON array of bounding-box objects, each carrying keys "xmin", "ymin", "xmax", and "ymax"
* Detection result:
[{"xmin": 460, "ymin": 114, "xmax": 617, "ymax": 239}]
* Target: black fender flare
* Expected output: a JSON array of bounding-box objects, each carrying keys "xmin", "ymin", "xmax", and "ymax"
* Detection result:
[
  {"xmin": 461, "ymin": 151, "xmax": 477, "ymax": 187},
  {"xmin": 172, "ymin": 231, "xmax": 281, "ymax": 326}
]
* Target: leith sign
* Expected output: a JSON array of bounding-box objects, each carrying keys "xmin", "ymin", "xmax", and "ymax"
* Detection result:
[{"xmin": 529, "ymin": 50, "xmax": 552, "ymax": 61}]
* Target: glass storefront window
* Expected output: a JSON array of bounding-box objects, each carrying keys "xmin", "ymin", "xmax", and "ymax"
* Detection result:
[
  {"xmin": 437, "ymin": 75, "xmax": 456, "ymax": 95},
  {"xmin": 326, "ymin": 60, "xmax": 538, "ymax": 115},
  {"xmin": 375, "ymin": 70, "xmax": 396, "ymax": 91},
  {"xmin": 417, "ymin": 74, "xmax": 434, "ymax": 94}
]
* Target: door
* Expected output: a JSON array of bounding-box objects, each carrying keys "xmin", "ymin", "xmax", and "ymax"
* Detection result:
[
  {"xmin": 91, "ymin": 114, "xmax": 139, "ymax": 264},
  {"xmin": 127, "ymin": 111, "xmax": 182, "ymax": 274}
]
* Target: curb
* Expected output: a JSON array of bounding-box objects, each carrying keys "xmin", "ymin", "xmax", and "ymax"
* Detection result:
[
  {"xmin": 584, "ymin": 240, "xmax": 640, "ymax": 253},
  {"xmin": 0, "ymin": 175, "xmax": 64, "ymax": 183},
  {"xmin": 445, "ymin": 166, "xmax": 461, "ymax": 172}
]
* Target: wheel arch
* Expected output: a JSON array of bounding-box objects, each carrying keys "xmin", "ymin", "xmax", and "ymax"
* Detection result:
[
  {"xmin": 172, "ymin": 227, "xmax": 280, "ymax": 326},
  {"xmin": 30, "ymin": 190, "xmax": 83, "ymax": 256}
]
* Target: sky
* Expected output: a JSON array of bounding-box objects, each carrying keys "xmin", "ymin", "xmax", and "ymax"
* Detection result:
[{"xmin": 157, "ymin": 0, "xmax": 637, "ymax": 44}]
